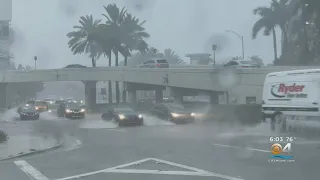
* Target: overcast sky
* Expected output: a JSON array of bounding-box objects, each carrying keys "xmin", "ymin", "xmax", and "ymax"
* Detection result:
[{"xmin": 10, "ymin": 0, "xmax": 280, "ymax": 68}]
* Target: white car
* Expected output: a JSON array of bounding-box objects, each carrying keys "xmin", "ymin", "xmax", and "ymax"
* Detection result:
[{"xmin": 223, "ymin": 60, "xmax": 260, "ymax": 68}]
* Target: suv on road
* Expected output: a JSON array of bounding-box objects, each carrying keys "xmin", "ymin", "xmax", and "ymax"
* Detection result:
[{"xmin": 139, "ymin": 59, "xmax": 169, "ymax": 68}]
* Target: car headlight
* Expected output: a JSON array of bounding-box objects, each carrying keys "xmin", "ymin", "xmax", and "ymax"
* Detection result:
[
  {"xmin": 65, "ymin": 109, "xmax": 72, "ymax": 113},
  {"xmin": 35, "ymin": 107, "xmax": 39, "ymax": 110},
  {"xmin": 48, "ymin": 110, "xmax": 52, "ymax": 112},
  {"xmin": 80, "ymin": 109, "xmax": 86, "ymax": 112},
  {"xmin": 171, "ymin": 113, "xmax": 180, "ymax": 117},
  {"xmin": 118, "ymin": 114, "xmax": 125, "ymax": 120},
  {"xmin": 138, "ymin": 114, "xmax": 143, "ymax": 118},
  {"xmin": 191, "ymin": 113, "xmax": 196, "ymax": 116}
]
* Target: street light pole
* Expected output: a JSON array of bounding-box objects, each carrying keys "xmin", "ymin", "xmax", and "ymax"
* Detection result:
[
  {"xmin": 34, "ymin": 56, "xmax": 37, "ymax": 69},
  {"xmin": 226, "ymin": 30, "xmax": 245, "ymax": 60},
  {"xmin": 212, "ymin": 44, "xmax": 217, "ymax": 65}
]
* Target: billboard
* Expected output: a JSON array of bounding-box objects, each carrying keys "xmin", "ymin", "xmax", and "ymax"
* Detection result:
[{"xmin": 0, "ymin": 0, "xmax": 12, "ymax": 21}]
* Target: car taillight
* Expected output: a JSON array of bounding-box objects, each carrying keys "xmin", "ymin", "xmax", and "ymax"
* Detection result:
[{"xmin": 156, "ymin": 64, "xmax": 160, "ymax": 67}]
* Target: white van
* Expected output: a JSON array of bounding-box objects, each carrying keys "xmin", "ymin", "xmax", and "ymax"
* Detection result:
[{"xmin": 262, "ymin": 69, "xmax": 320, "ymax": 131}]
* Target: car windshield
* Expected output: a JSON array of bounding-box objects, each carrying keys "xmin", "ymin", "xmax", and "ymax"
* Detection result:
[
  {"xmin": 166, "ymin": 104, "xmax": 185, "ymax": 110},
  {"xmin": 26, "ymin": 101, "xmax": 35, "ymax": 104},
  {"xmin": 35, "ymin": 101, "xmax": 47, "ymax": 106},
  {"xmin": 65, "ymin": 103, "xmax": 81, "ymax": 108},
  {"xmin": 239, "ymin": 60, "xmax": 254, "ymax": 65},
  {"xmin": 156, "ymin": 59, "xmax": 167, "ymax": 63},
  {"xmin": 55, "ymin": 100, "xmax": 65, "ymax": 104},
  {"xmin": 114, "ymin": 108, "xmax": 134, "ymax": 113},
  {"xmin": 21, "ymin": 106, "xmax": 36, "ymax": 111}
]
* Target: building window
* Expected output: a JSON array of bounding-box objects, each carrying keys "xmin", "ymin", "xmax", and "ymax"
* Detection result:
[
  {"xmin": 246, "ymin": 97, "xmax": 256, "ymax": 104},
  {"xmin": 100, "ymin": 88, "xmax": 106, "ymax": 95}
]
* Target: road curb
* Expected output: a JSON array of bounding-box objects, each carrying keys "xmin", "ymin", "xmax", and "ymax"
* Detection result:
[{"xmin": 0, "ymin": 141, "xmax": 63, "ymax": 161}]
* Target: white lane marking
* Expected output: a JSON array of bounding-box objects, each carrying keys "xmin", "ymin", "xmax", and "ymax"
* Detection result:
[
  {"xmin": 14, "ymin": 160, "xmax": 50, "ymax": 180},
  {"xmin": 104, "ymin": 169, "xmax": 214, "ymax": 176},
  {"xmin": 212, "ymin": 143, "xmax": 270, "ymax": 153},
  {"xmin": 55, "ymin": 158, "xmax": 244, "ymax": 180},
  {"xmin": 55, "ymin": 158, "xmax": 153, "ymax": 180}
]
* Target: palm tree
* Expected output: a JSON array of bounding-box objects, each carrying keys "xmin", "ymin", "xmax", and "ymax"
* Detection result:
[
  {"xmin": 102, "ymin": 4, "xmax": 127, "ymax": 104},
  {"xmin": 162, "ymin": 48, "xmax": 184, "ymax": 64},
  {"xmin": 249, "ymin": 55, "xmax": 264, "ymax": 65},
  {"xmin": 232, "ymin": 56, "xmax": 243, "ymax": 60},
  {"xmin": 288, "ymin": 0, "xmax": 320, "ymax": 64},
  {"xmin": 252, "ymin": 6, "xmax": 278, "ymax": 61},
  {"xmin": 270, "ymin": 0, "xmax": 292, "ymax": 49},
  {"xmin": 120, "ymin": 13, "xmax": 150, "ymax": 66},
  {"xmin": 67, "ymin": 15, "xmax": 103, "ymax": 67},
  {"xmin": 102, "ymin": 4, "xmax": 150, "ymax": 104}
]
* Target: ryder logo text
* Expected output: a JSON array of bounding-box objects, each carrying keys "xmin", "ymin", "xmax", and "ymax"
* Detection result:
[{"xmin": 271, "ymin": 83, "xmax": 307, "ymax": 98}]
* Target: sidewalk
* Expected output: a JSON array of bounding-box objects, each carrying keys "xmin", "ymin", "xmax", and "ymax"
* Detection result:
[{"xmin": 0, "ymin": 121, "xmax": 61, "ymax": 160}]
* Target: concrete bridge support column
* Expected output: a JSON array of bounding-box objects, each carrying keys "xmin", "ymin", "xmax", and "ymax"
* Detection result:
[
  {"xmin": 155, "ymin": 89, "xmax": 163, "ymax": 103},
  {"xmin": 0, "ymin": 83, "xmax": 7, "ymax": 109},
  {"xmin": 83, "ymin": 81, "xmax": 97, "ymax": 111},
  {"xmin": 170, "ymin": 88, "xmax": 183, "ymax": 104},
  {"xmin": 128, "ymin": 90, "xmax": 136, "ymax": 103},
  {"xmin": 210, "ymin": 92, "xmax": 219, "ymax": 104},
  {"xmin": 122, "ymin": 90, "xmax": 127, "ymax": 103}
]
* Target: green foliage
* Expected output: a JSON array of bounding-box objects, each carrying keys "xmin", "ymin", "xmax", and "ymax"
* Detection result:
[
  {"xmin": 231, "ymin": 56, "xmax": 243, "ymax": 60},
  {"xmin": 248, "ymin": 55, "xmax": 264, "ymax": 65}
]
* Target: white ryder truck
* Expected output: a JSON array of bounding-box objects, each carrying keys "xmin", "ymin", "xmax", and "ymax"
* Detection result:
[{"xmin": 262, "ymin": 69, "xmax": 320, "ymax": 132}]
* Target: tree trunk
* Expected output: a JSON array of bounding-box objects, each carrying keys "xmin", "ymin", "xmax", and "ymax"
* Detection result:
[
  {"xmin": 91, "ymin": 56, "xmax": 96, "ymax": 67},
  {"xmin": 115, "ymin": 51, "xmax": 120, "ymax": 104},
  {"xmin": 108, "ymin": 51, "xmax": 112, "ymax": 104},
  {"xmin": 123, "ymin": 55, "xmax": 128, "ymax": 103},
  {"xmin": 272, "ymin": 28, "xmax": 278, "ymax": 61},
  {"xmin": 124, "ymin": 56, "xmax": 128, "ymax": 66},
  {"xmin": 280, "ymin": 25, "xmax": 288, "ymax": 56}
]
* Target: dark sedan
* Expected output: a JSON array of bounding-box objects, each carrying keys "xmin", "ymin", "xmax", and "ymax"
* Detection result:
[
  {"xmin": 150, "ymin": 103, "xmax": 195, "ymax": 124},
  {"xmin": 102, "ymin": 107, "xmax": 143, "ymax": 126},
  {"xmin": 57, "ymin": 103, "xmax": 85, "ymax": 119},
  {"xmin": 17, "ymin": 106, "xmax": 40, "ymax": 120}
]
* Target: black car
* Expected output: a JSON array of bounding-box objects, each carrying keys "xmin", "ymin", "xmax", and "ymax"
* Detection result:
[
  {"xmin": 57, "ymin": 102, "xmax": 85, "ymax": 119},
  {"xmin": 17, "ymin": 106, "xmax": 40, "ymax": 120},
  {"xmin": 101, "ymin": 107, "xmax": 143, "ymax": 126},
  {"xmin": 150, "ymin": 103, "xmax": 195, "ymax": 124}
]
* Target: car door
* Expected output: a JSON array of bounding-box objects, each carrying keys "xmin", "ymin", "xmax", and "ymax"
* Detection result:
[{"xmin": 140, "ymin": 61, "xmax": 150, "ymax": 68}]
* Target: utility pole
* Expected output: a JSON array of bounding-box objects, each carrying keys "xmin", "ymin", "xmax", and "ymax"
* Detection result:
[
  {"xmin": 212, "ymin": 44, "xmax": 217, "ymax": 65},
  {"xmin": 34, "ymin": 56, "xmax": 37, "ymax": 69}
]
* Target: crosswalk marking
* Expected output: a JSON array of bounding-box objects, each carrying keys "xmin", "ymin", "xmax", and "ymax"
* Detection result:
[{"xmin": 14, "ymin": 160, "xmax": 50, "ymax": 180}]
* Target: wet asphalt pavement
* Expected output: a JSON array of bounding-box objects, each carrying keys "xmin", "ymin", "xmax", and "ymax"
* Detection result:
[{"xmin": 0, "ymin": 113, "xmax": 319, "ymax": 180}]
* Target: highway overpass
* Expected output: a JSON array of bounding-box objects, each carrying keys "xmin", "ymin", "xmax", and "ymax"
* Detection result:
[{"xmin": 0, "ymin": 66, "xmax": 318, "ymax": 109}]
